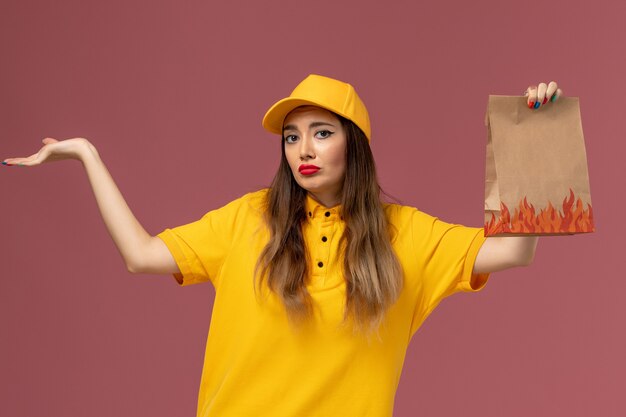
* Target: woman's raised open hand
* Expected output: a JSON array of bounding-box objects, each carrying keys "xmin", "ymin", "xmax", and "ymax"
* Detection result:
[
  {"xmin": 2, "ymin": 137, "xmax": 90, "ymax": 167},
  {"xmin": 2, "ymin": 136, "xmax": 175, "ymax": 274}
]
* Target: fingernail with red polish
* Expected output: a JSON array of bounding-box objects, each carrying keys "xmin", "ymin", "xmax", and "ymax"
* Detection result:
[
  {"xmin": 543, "ymin": 97, "xmax": 548, "ymax": 104},
  {"xmin": 528, "ymin": 101, "xmax": 535, "ymax": 109}
]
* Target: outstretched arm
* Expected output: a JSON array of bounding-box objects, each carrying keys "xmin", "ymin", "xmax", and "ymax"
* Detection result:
[
  {"xmin": 2, "ymin": 138, "xmax": 178, "ymax": 274},
  {"xmin": 473, "ymin": 236, "xmax": 538, "ymax": 274}
]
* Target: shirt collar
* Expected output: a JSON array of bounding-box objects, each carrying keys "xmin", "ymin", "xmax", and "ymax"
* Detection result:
[{"xmin": 304, "ymin": 193, "xmax": 343, "ymax": 222}]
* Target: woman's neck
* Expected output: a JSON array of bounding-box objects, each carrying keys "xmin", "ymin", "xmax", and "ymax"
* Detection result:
[{"xmin": 307, "ymin": 191, "xmax": 341, "ymax": 208}]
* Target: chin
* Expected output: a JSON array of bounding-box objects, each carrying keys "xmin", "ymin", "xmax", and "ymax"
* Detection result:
[
  {"xmin": 295, "ymin": 180, "xmax": 316, "ymax": 193},
  {"xmin": 292, "ymin": 179, "xmax": 317, "ymax": 194}
]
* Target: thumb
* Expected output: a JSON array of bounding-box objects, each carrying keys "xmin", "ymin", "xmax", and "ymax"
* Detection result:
[{"xmin": 42, "ymin": 137, "xmax": 58, "ymax": 144}]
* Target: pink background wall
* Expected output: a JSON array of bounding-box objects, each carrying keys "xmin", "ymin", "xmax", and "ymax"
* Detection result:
[{"xmin": 1, "ymin": 0, "xmax": 623, "ymax": 416}]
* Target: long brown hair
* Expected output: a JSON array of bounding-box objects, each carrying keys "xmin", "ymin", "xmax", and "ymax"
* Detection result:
[{"xmin": 254, "ymin": 112, "xmax": 402, "ymax": 336}]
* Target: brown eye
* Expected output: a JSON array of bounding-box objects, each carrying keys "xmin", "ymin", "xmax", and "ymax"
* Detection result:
[
  {"xmin": 284, "ymin": 135, "xmax": 298, "ymax": 144},
  {"xmin": 315, "ymin": 130, "xmax": 333, "ymax": 139}
]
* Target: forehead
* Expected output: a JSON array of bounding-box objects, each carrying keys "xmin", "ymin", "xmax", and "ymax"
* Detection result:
[{"xmin": 283, "ymin": 106, "xmax": 339, "ymax": 126}]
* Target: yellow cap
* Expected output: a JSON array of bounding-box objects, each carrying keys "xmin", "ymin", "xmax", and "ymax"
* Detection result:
[{"xmin": 262, "ymin": 74, "xmax": 372, "ymax": 141}]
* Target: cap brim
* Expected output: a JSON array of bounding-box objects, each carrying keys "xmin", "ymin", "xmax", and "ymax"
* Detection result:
[{"xmin": 262, "ymin": 97, "xmax": 339, "ymax": 137}]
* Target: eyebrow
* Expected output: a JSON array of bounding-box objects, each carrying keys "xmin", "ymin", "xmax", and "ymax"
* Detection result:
[{"xmin": 282, "ymin": 121, "xmax": 337, "ymax": 132}]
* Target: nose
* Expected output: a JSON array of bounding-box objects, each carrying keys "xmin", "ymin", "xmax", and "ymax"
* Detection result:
[{"xmin": 298, "ymin": 135, "xmax": 315, "ymax": 160}]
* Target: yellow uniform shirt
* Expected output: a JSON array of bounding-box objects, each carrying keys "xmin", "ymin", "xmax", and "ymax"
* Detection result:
[{"xmin": 156, "ymin": 189, "xmax": 490, "ymax": 417}]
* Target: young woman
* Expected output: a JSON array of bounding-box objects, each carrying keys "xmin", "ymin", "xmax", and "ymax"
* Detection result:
[{"xmin": 2, "ymin": 74, "xmax": 562, "ymax": 417}]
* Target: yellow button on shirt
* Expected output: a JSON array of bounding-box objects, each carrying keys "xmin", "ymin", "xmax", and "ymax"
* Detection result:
[{"xmin": 156, "ymin": 189, "xmax": 490, "ymax": 417}]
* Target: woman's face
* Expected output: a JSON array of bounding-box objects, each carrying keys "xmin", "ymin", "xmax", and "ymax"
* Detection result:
[{"xmin": 283, "ymin": 106, "xmax": 347, "ymax": 206}]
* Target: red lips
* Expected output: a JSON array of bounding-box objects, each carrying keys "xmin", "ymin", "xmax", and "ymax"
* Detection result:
[{"xmin": 299, "ymin": 164, "xmax": 320, "ymax": 175}]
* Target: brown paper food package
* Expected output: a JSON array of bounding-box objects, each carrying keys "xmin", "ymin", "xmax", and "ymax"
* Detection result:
[{"xmin": 484, "ymin": 95, "xmax": 595, "ymax": 237}]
